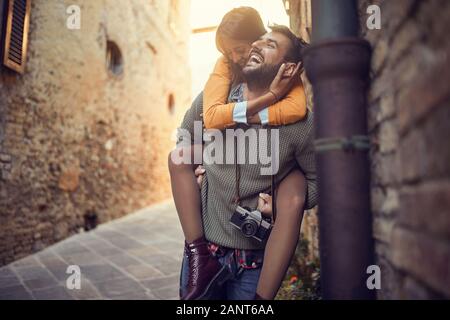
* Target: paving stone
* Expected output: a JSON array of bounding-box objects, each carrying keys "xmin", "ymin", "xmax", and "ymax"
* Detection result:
[
  {"xmin": 41, "ymin": 261, "xmax": 70, "ymax": 282},
  {"xmin": 110, "ymin": 290, "xmax": 156, "ymax": 300},
  {"xmin": 141, "ymin": 274, "xmax": 179, "ymax": 291},
  {"xmin": 129, "ymin": 234, "xmax": 170, "ymax": 246},
  {"xmin": 34, "ymin": 250, "xmax": 60, "ymax": 263},
  {"xmin": 14, "ymin": 266, "xmax": 54, "ymax": 281},
  {"xmin": 0, "ymin": 285, "xmax": 33, "ymax": 300},
  {"xmin": 77, "ymin": 235, "xmax": 103, "ymax": 245},
  {"xmin": 129, "ymin": 234, "xmax": 167, "ymax": 244},
  {"xmin": 94, "ymin": 228, "xmax": 122, "ymax": 239},
  {"xmin": 23, "ymin": 274, "xmax": 58, "ymax": 290},
  {"xmin": 73, "ymin": 232, "xmax": 97, "ymax": 241},
  {"xmin": 32, "ymin": 286, "xmax": 75, "ymax": 300},
  {"xmin": 154, "ymin": 241, "xmax": 184, "ymax": 255},
  {"xmin": 66, "ymin": 278, "xmax": 103, "ymax": 300},
  {"xmin": 96, "ymin": 230, "xmax": 146, "ymax": 250},
  {"xmin": 0, "ymin": 275, "xmax": 22, "ymax": 289},
  {"xmin": 107, "ymin": 237, "xmax": 145, "ymax": 251},
  {"xmin": 89, "ymin": 243, "xmax": 124, "ymax": 257},
  {"xmin": 139, "ymin": 254, "xmax": 181, "ymax": 276},
  {"xmin": 36, "ymin": 250, "xmax": 63, "ymax": 263},
  {"xmin": 126, "ymin": 246, "xmax": 161, "ymax": 258},
  {"xmin": 152, "ymin": 285, "xmax": 179, "ymax": 300},
  {"xmin": 163, "ymin": 230, "xmax": 184, "ymax": 242},
  {"xmin": 11, "ymin": 256, "xmax": 41, "ymax": 268},
  {"xmin": 1, "ymin": 201, "xmax": 186, "ymax": 300},
  {"xmin": 0, "ymin": 267, "xmax": 16, "ymax": 278},
  {"xmin": 58, "ymin": 251, "xmax": 104, "ymax": 266},
  {"xmin": 106, "ymin": 254, "xmax": 141, "ymax": 267},
  {"xmin": 93, "ymin": 277, "xmax": 146, "ymax": 298},
  {"xmin": 52, "ymin": 242, "xmax": 87, "ymax": 255},
  {"xmin": 121, "ymin": 264, "xmax": 163, "ymax": 280},
  {"xmin": 111, "ymin": 224, "xmax": 149, "ymax": 236},
  {"xmin": 81, "ymin": 264, "xmax": 127, "ymax": 283}
]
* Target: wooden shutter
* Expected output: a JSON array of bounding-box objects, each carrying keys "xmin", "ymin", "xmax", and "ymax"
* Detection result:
[{"xmin": 2, "ymin": 0, "xmax": 31, "ymax": 74}]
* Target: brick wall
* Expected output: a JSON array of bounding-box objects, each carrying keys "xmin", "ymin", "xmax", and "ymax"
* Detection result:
[
  {"xmin": 287, "ymin": 0, "xmax": 450, "ymax": 299},
  {"xmin": 360, "ymin": 0, "xmax": 450, "ymax": 299},
  {"xmin": 0, "ymin": 0, "xmax": 191, "ymax": 266}
]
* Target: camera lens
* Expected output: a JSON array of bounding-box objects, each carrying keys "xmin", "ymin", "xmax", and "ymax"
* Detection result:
[{"xmin": 241, "ymin": 220, "xmax": 258, "ymax": 237}]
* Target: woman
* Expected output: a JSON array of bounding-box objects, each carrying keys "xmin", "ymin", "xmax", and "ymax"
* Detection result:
[{"xmin": 169, "ymin": 7, "xmax": 309, "ymax": 300}]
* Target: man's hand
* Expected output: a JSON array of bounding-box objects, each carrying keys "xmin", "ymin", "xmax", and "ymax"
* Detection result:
[
  {"xmin": 269, "ymin": 62, "xmax": 301, "ymax": 102},
  {"xmin": 194, "ymin": 165, "xmax": 205, "ymax": 189},
  {"xmin": 257, "ymin": 193, "xmax": 273, "ymax": 217}
]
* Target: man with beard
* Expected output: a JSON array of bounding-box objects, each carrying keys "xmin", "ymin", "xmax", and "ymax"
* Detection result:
[{"xmin": 177, "ymin": 25, "xmax": 317, "ymax": 299}]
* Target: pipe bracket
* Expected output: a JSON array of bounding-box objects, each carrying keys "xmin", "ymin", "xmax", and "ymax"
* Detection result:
[{"xmin": 314, "ymin": 135, "xmax": 370, "ymax": 153}]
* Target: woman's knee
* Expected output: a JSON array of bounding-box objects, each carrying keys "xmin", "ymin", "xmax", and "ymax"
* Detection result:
[
  {"xmin": 276, "ymin": 192, "xmax": 305, "ymax": 218},
  {"xmin": 276, "ymin": 170, "xmax": 307, "ymax": 216},
  {"xmin": 290, "ymin": 194, "xmax": 306, "ymax": 213}
]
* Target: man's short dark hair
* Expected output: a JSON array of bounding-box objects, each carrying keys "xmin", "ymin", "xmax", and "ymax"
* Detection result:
[{"xmin": 269, "ymin": 25, "xmax": 309, "ymax": 65}]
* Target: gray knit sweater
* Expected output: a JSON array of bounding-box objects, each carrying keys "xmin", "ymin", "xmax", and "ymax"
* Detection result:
[{"xmin": 176, "ymin": 88, "xmax": 317, "ymax": 250}]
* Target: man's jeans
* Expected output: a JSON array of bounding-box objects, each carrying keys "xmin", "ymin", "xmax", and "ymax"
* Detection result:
[{"xmin": 179, "ymin": 247, "xmax": 264, "ymax": 300}]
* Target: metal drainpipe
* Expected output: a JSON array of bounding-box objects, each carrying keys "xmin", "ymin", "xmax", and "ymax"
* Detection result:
[{"xmin": 303, "ymin": 0, "xmax": 375, "ymax": 299}]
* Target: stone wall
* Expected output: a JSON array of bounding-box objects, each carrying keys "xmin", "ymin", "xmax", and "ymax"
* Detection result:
[
  {"xmin": 0, "ymin": 0, "xmax": 191, "ymax": 266},
  {"xmin": 287, "ymin": 0, "xmax": 450, "ymax": 299},
  {"xmin": 359, "ymin": 0, "xmax": 450, "ymax": 299}
]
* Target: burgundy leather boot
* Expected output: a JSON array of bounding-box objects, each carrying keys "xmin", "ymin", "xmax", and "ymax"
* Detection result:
[{"xmin": 181, "ymin": 236, "xmax": 230, "ymax": 300}]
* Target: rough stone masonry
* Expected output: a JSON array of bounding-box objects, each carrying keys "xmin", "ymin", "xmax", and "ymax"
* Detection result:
[{"xmin": 0, "ymin": 0, "xmax": 191, "ymax": 266}]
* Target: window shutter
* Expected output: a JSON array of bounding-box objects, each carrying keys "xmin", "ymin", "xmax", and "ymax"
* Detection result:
[{"xmin": 2, "ymin": 0, "xmax": 31, "ymax": 74}]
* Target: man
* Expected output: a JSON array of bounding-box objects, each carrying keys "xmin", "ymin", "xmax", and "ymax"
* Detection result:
[{"xmin": 176, "ymin": 25, "xmax": 317, "ymax": 299}]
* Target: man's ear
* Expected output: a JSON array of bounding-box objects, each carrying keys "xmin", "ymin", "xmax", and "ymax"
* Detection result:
[{"xmin": 282, "ymin": 63, "xmax": 296, "ymax": 77}]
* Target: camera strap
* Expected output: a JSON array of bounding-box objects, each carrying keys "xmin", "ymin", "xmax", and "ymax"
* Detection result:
[{"xmin": 233, "ymin": 127, "xmax": 277, "ymax": 224}]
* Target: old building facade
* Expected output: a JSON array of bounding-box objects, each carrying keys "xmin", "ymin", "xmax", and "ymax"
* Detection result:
[
  {"xmin": 286, "ymin": 0, "xmax": 450, "ymax": 299},
  {"xmin": 0, "ymin": 0, "xmax": 191, "ymax": 266}
]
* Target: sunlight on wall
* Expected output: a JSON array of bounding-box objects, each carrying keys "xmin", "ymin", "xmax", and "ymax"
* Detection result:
[{"xmin": 189, "ymin": 0, "xmax": 289, "ymax": 97}]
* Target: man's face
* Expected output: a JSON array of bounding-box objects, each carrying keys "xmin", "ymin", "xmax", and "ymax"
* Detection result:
[
  {"xmin": 243, "ymin": 31, "xmax": 292, "ymax": 74},
  {"xmin": 220, "ymin": 36, "xmax": 252, "ymax": 69}
]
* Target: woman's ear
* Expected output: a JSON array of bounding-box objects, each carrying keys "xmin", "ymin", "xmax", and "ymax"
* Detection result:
[{"xmin": 282, "ymin": 62, "xmax": 296, "ymax": 77}]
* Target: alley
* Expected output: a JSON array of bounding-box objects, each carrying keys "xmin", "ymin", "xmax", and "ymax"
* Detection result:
[{"xmin": 0, "ymin": 201, "xmax": 184, "ymax": 300}]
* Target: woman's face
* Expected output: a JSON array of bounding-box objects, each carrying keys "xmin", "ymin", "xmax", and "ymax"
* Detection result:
[{"xmin": 220, "ymin": 36, "xmax": 252, "ymax": 69}]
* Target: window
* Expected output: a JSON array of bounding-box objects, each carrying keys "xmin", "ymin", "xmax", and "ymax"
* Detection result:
[
  {"xmin": 106, "ymin": 40, "xmax": 124, "ymax": 77},
  {"xmin": 1, "ymin": 0, "xmax": 31, "ymax": 74}
]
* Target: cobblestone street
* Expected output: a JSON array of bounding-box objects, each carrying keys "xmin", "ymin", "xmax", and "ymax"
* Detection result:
[{"xmin": 0, "ymin": 201, "xmax": 184, "ymax": 300}]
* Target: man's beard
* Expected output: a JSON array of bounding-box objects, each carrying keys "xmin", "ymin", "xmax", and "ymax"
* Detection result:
[{"xmin": 243, "ymin": 62, "xmax": 283, "ymax": 90}]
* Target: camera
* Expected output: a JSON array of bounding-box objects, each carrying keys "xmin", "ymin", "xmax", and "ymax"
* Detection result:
[{"xmin": 230, "ymin": 205, "xmax": 273, "ymax": 242}]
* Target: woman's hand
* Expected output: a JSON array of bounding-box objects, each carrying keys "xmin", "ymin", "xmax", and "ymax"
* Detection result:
[
  {"xmin": 247, "ymin": 113, "xmax": 261, "ymax": 124},
  {"xmin": 269, "ymin": 62, "xmax": 301, "ymax": 102},
  {"xmin": 257, "ymin": 193, "xmax": 273, "ymax": 217},
  {"xmin": 194, "ymin": 165, "xmax": 205, "ymax": 189},
  {"xmin": 243, "ymin": 62, "xmax": 301, "ymax": 118}
]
